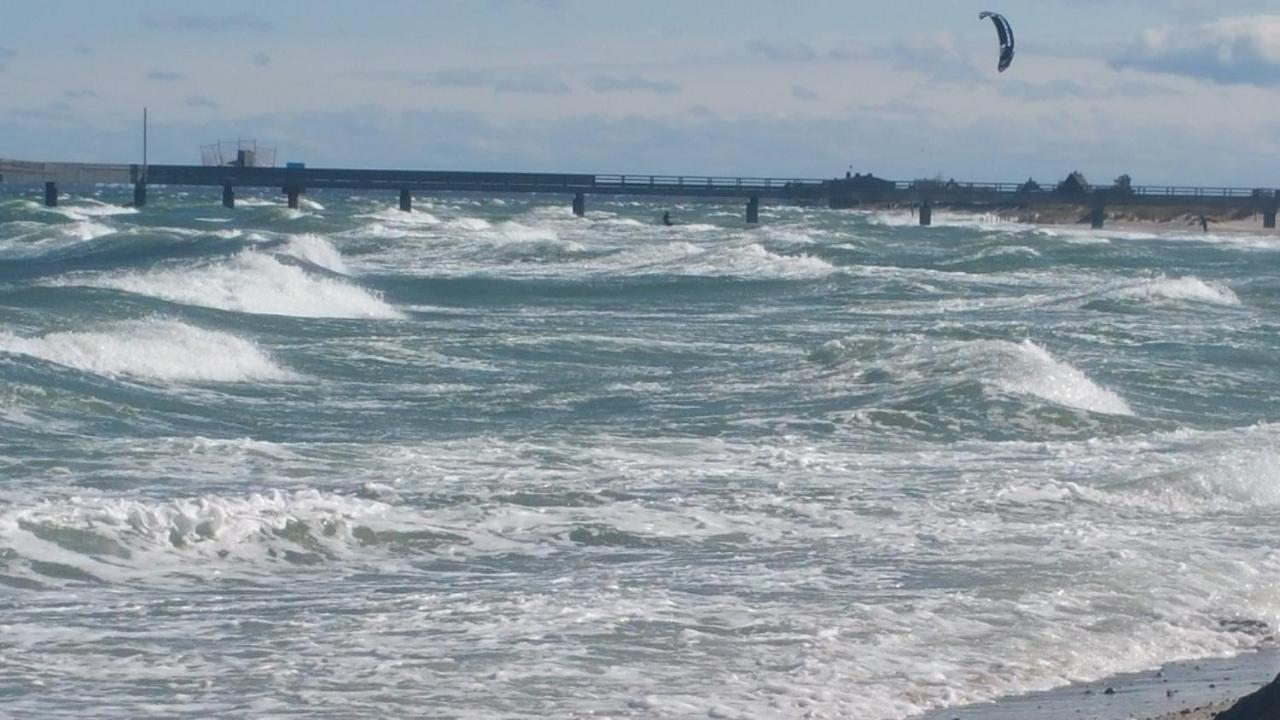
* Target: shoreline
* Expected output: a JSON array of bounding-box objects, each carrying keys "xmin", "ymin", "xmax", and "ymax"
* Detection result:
[
  {"xmin": 917, "ymin": 648, "xmax": 1279, "ymax": 720},
  {"xmin": 867, "ymin": 203, "xmax": 1277, "ymax": 234}
]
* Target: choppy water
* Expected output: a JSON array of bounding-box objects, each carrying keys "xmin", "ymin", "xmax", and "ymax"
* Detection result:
[{"xmin": 2, "ymin": 187, "xmax": 1278, "ymax": 719}]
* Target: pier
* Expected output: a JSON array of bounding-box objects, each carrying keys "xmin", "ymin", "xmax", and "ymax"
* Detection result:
[{"xmin": 2, "ymin": 158, "xmax": 1276, "ymax": 229}]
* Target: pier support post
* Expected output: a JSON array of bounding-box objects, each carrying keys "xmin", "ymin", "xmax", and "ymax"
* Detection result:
[
  {"xmin": 44, "ymin": 181, "xmax": 57, "ymax": 207},
  {"xmin": 746, "ymin": 195, "xmax": 760, "ymax": 224},
  {"xmin": 919, "ymin": 201, "xmax": 933, "ymax": 227},
  {"xmin": 1090, "ymin": 204, "xmax": 1105, "ymax": 229},
  {"xmin": 286, "ymin": 187, "xmax": 301, "ymax": 210},
  {"xmin": 133, "ymin": 181, "xmax": 147, "ymax": 208},
  {"xmin": 572, "ymin": 192, "xmax": 585, "ymax": 217},
  {"xmin": 222, "ymin": 185, "xmax": 235, "ymax": 209},
  {"xmin": 399, "ymin": 189, "xmax": 412, "ymax": 212},
  {"xmin": 1265, "ymin": 209, "xmax": 1276, "ymax": 229}
]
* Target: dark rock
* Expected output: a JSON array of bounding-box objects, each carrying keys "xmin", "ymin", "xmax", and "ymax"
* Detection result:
[
  {"xmin": 1104, "ymin": 687, "xmax": 1117, "ymax": 696},
  {"xmin": 1215, "ymin": 673, "xmax": 1280, "ymax": 720},
  {"xmin": 1217, "ymin": 618, "xmax": 1270, "ymax": 637}
]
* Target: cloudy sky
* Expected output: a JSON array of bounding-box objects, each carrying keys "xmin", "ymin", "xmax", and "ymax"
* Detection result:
[{"xmin": 2, "ymin": 0, "xmax": 1279, "ymax": 186}]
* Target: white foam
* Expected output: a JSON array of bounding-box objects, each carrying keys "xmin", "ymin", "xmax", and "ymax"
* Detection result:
[
  {"xmin": 67, "ymin": 250, "xmax": 403, "ymax": 319},
  {"xmin": 0, "ymin": 489, "xmax": 400, "ymax": 581},
  {"xmin": 985, "ymin": 339, "xmax": 1134, "ymax": 415},
  {"xmin": 1119, "ymin": 276, "xmax": 1240, "ymax": 306},
  {"xmin": 867, "ymin": 209, "xmax": 1029, "ymax": 231},
  {"xmin": 0, "ymin": 319, "xmax": 295, "ymax": 382},
  {"xmin": 595, "ymin": 241, "xmax": 835, "ymax": 279},
  {"xmin": 232, "ymin": 197, "xmax": 279, "ymax": 208},
  {"xmin": 58, "ymin": 220, "xmax": 114, "ymax": 241},
  {"xmin": 448, "ymin": 217, "xmax": 492, "ymax": 231},
  {"xmin": 279, "ymin": 234, "xmax": 350, "ymax": 275},
  {"xmin": 495, "ymin": 221, "xmax": 558, "ymax": 242},
  {"xmin": 46, "ymin": 200, "xmax": 138, "ymax": 220},
  {"xmin": 356, "ymin": 207, "xmax": 441, "ymax": 227}
]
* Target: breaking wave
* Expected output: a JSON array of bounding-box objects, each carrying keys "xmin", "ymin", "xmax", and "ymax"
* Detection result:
[
  {"xmin": 986, "ymin": 339, "xmax": 1134, "ymax": 415},
  {"xmin": 594, "ymin": 241, "xmax": 835, "ymax": 279},
  {"xmin": 1117, "ymin": 276, "xmax": 1240, "ymax": 306},
  {"xmin": 0, "ymin": 318, "xmax": 296, "ymax": 382},
  {"xmin": 65, "ymin": 249, "xmax": 403, "ymax": 319}
]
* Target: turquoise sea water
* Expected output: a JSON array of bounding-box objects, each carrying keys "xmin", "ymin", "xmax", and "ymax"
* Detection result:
[{"xmin": 2, "ymin": 187, "xmax": 1278, "ymax": 719}]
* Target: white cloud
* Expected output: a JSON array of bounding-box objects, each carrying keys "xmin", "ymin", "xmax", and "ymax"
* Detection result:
[
  {"xmin": 744, "ymin": 38, "xmax": 847, "ymax": 62},
  {"xmin": 588, "ymin": 75, "xmax": 680, "ymax": 95},
  {"xmin": 791, "ymin": 85, "xmax": 819, "ymax": 102},
  {"xmin": 1113, "ymin": 14, "xmax": 1280, "ymax": 85},
  {"xmin": 185, "ymin": 95, "xmax": 220, "ymax": 109},
  {"xmin": 146, "ymin": 69, "xmax": 183, "ymax": 82},
  {"xmin": 887, "ymin": 32, "xmax": 984, "ymax": 83},
  {"xmin": 139, "ymin": 12, "xmax": 275, "ymax": 33},
  {"xmin": 420, "ymin": 68, "xmax": 571, "ymax": 95}
]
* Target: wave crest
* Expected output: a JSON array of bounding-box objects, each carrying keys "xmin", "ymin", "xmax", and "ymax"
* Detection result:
[
  {"xmin": 0, "ymin": 318, "xmax": 296, "ymax": 382},
  {"xmin": 66, "ymin": 250, "xmax": 403, "ymax": 319}
]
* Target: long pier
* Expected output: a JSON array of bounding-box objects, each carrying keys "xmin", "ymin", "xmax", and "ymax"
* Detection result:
[{"xmin": 2, "ymin": 158, "xmax": 1277, "ymax": 229}]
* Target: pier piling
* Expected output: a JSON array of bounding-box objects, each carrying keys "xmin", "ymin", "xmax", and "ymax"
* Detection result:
[
  {"xmin": 133, "ymin": 181, "xmax": 147, "ymax": 208},
  {"xmin": 222, "ymin": 185, "xmax": 235, "ymax": 209},
  {"xmin": 746, "ymin": 195, "xmax": 760, "ymax": 224},
  {"xmin": 399, "ymin": 189, "xmax": 412, "ymax": 212},
  {"xmin": 1265, "ymin": 209, "xmax": 1276, "ymax": 229},
  {"xmin": 1090, "ymin": 204, "xmax": 1105, "ymax": 229},
  {"xmin": 286, "ymin": 187, "xmax": 301, "ymax": 210},
  {"xmin": 44, "ymin": 181, "xmax": 57, "ymax": 207},
  {"xmin": 572, "ymin": 192, "xmax": 585, "ymax": 217},
  {"xmin": 919, "ymin": 201, "xmax": 933, "ymax": 227}
]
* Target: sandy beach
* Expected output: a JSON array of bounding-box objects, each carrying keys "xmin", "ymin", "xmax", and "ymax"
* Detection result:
[
  {"xmin": 883, "ymin": 202, "xmax": 1278, "ymax": 234},
  {"xmin": 920, "ymin": 650, "xmax": 1279, "ymax": 720}
]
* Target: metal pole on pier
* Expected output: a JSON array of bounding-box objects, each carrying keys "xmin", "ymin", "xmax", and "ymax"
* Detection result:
[{"xmin": 134, "ymin": 107, "xmax": 149, "ymax": 207}]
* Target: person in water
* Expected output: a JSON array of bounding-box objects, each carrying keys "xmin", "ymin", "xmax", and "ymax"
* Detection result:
[{"xmin": 662, "ymin": 211, "xmax": 673, "ymax": 226}]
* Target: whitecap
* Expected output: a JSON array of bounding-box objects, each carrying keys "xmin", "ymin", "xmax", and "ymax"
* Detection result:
[
  {"xmin": 984, "ymin": 340, "xmax": 1133, "ymax": 416},
  {"xmin": 1118, "ymin": 276, "xmax": 1240, "ymax": 306},
  {"xmin": 279, "ymin": 234, "xmax": 350, "ymax": 275},
  {"xmin": 0, "ymin": 318, "xmax": 296, "ymax": 382},
  {"xmin": 62, "ymin": 251, "xmax": 403, "ymax": 319}
]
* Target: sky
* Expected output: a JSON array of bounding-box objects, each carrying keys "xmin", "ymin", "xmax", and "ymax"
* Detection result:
[{"xmin": 2, "ymin": 0, "xmax": 1280, "ymax": 186}]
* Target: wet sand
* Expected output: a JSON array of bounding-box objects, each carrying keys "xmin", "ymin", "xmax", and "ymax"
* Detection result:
[
  {"xmin": 893, "ymin": 202, "xmax": 1276, "ymax": 233},
  {"xmin": 918, "ymin": 650, "xmax": 1279, "ymax": 720}
]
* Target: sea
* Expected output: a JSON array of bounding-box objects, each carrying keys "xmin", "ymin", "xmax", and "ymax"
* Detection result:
[{"xmin": 1, "ymin": 187, "xmax": 1277, "ymax": 719}]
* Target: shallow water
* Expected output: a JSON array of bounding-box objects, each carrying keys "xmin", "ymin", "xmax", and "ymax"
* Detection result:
[{"xmin": 2, "ymin": 188, "xmax": 1278, "ymax": 719}]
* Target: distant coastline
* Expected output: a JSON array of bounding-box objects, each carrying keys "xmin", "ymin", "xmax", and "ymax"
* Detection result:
[{"xmin": 868, "ymin": 201, "xmax": 1275, "ymax": 232}]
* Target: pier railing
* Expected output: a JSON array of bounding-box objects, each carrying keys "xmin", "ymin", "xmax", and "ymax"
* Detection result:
[
  {"xmin": 594, "ymin": 174, "xmax": 827, "ymax": 190},
  {"xmin": 894, "ymin": 180, "xmax": 1276, "ymax": 199}
]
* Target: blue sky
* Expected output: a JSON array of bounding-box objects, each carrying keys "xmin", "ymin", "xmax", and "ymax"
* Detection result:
[{"xmin": 2, "ymin": 0, "xmax": 1280, "ymax": 185}]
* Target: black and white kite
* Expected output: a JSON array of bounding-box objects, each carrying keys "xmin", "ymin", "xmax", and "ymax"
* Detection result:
[{"xmin": 979, "ymin": 11, "xmax": 1015, "ymax": 73}]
